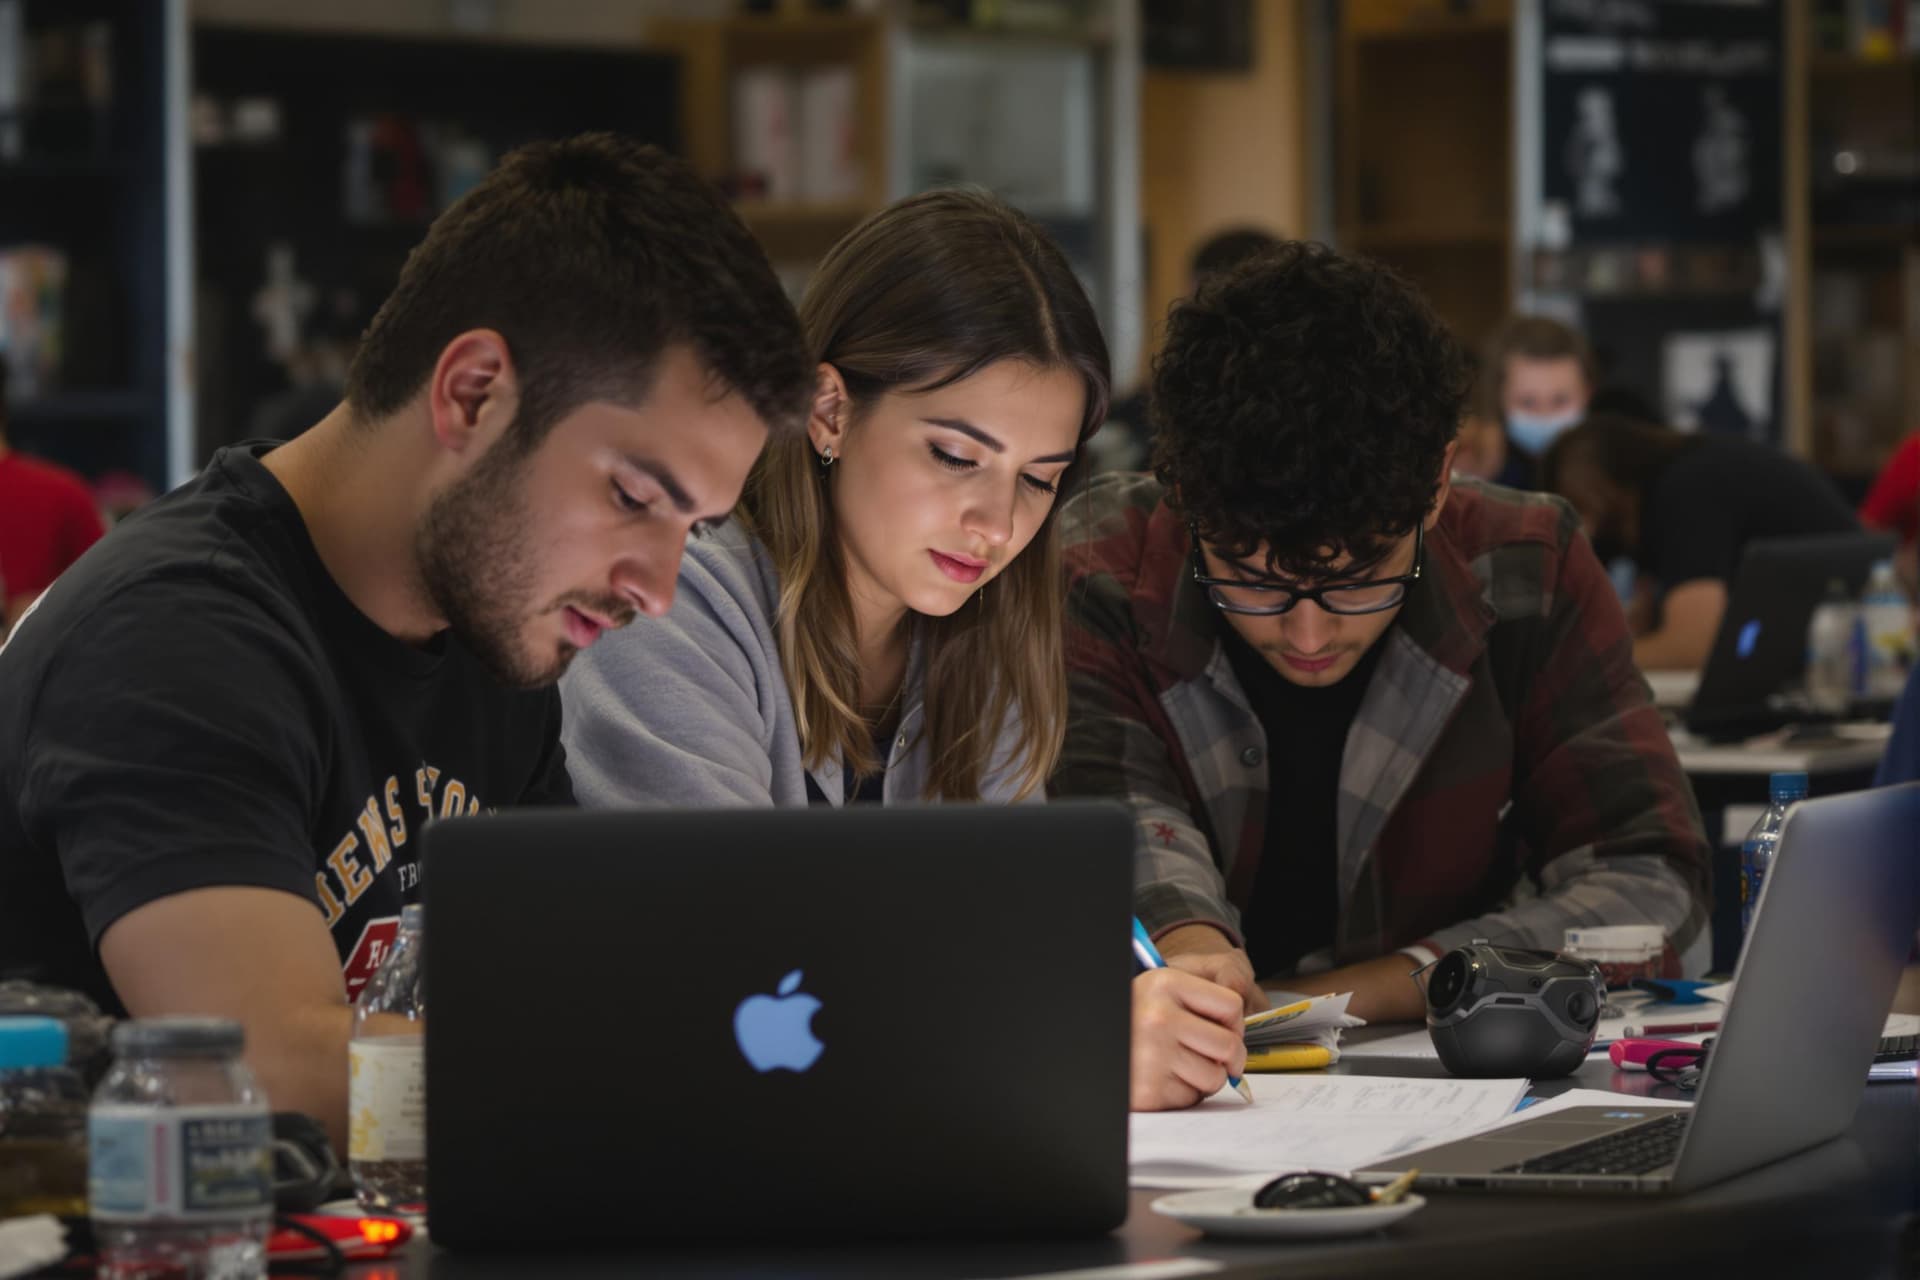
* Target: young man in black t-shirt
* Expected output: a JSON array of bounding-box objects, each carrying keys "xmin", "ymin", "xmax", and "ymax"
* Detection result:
[
  {"xmin": 1544, "ymin": 413, "xmax": 1859, "ymax": 671},
  {"xmin": 0, "ymin": 135, "xmax": 814, "ymax": 1151}
]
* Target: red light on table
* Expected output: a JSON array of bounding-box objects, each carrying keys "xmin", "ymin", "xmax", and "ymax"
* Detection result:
[{"xmin": 267, "ymin": 1213, "xmax": 414, "ymax": 1262}]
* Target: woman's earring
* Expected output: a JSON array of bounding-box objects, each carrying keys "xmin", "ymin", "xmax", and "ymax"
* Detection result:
[{"xmin": 818, "ymin": 445, "xmax": 837, "ymax": 469}]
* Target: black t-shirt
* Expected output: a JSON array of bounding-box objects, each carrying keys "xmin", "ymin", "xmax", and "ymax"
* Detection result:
[
  {"xmin": 1640, "ymin": 436, "xmax": 1858, "ymax": 589},
  {"xmin": 1221, "ymin": 623, "xmax": 1384, "ymax": 979},
  {"xmin": 0, "ymin": 445, "xmax": 571, "ymax": 1015}
]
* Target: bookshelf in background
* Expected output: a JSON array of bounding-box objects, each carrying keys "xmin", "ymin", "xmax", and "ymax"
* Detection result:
[
  {"xmin": 0, "ymin": 0, "xmax": 171, "ymax": 499},
  {"xmin": 189, "ymin": 26, "xmax": 680, "ymax": 465},
  {"xmin": 1334, "ymin": 0, "xmax": 1514, "ymax": 350},
  {"xmin": 649, "ymin": 1, "xmax": 1140, "ymax": 385},
  {"xmin": 650, "ymin": 6, "xmax": 889, "ymax": 289},
  {"xmin": 1792, "ymin": 0, "xmax": 1918, "ymax": 483}
]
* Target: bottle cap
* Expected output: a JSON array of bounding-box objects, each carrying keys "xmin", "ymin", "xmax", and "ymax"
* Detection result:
[
  {"xmin": 0, "ymin": 1016, "xmax": 69, "ymax": 1069},
  {"xmin": 111, "ymin": 1016, "xmax": 245, "ymax": 1057},
  {"xmin": 1769, "ymin": 771, "xmax": 1808, "ymax": 801},
  {"xmin": 400, "ymin": 903, "xmax": 424, "ymax": 930}
]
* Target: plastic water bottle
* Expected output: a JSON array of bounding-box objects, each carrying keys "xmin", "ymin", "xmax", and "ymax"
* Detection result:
[
  {"xmin": 1740, "ymin": 771, "xmax": 1807, "ymax": 940},
  {"xmin": 349, "ymin": 903, "xmax": 427, "ymax": 1214},
  {"xmin": 1860, "ymin": 559, "xmax": 1914, "ymax": 699},
  {"xmin": 89, "ymin": 1018, "xmax": 272, "ymax": 1279},
  {"xmin": 1805, "ymin": 579, "xmax": 1860, "ymax": 714},
  {"xmin": 0, "ymin": 1016, "xmax": 89, "ymax": 1220}
]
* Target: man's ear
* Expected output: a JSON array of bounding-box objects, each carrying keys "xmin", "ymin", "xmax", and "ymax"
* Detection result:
[
  {"xmin": 428, "ymin": 330, "xmax": 519, "ymax": 455},
  {"xmin": 806, "ymin": 363, "xmax": 852, "ymax": 461},
  {"xmin": 1427, "ymin": 438, "xmax": 1460, "ymax": 529}
]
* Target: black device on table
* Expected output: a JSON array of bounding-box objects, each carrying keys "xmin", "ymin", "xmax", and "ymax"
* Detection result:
[
  {"xmin": 1423, "ymin": 943, "xmax": 1605, "ymax": 1079},
  {"xmin": 420, "ymin": 803, "xmax": 1135, "ymax": 1247}
]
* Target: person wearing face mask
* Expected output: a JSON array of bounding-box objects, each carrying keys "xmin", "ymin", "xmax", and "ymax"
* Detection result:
[
  {"xmin": 1543, "ymin": 414, "xmax": 1860, "ymax": 672},
  {"xmin": 1052, "ymin": 244, "xmax": 1710, "ymax": 1066},
  {"xmin": 1467, "ymin": 315, "xmax": 1597, "ymax": 489}
]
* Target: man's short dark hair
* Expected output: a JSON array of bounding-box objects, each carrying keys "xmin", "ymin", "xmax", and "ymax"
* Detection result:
[
  {"xmin": 1150, "ymin": 241, "xmax": 1468, "ymax": 578},
  {"xmin": 346, "ymin": 132, "xmax": 812, "ymax": 451}
]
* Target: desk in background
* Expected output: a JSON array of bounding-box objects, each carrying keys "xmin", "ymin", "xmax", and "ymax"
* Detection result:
[
  {"xmin": 1668, "ymin": 722, "xmax": 1889, "ymax": 973},
  {"xmin": 357, "ymin": 1048, "xmax": 1918, "ymax": 1280}
]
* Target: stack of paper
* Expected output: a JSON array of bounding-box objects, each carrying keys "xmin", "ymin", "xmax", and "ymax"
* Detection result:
[
  {"xmin": 1130, "ymin": 1074, "xmax": 1531, "ymax": 1188},
  {"xmin": 1242, "ymin": 992, "xmax": 1365, "ymax": 1070}
]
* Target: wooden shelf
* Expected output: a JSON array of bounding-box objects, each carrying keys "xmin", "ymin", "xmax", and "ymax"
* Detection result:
[
  {"xmin": 1813, "ymin": 223, "xmax": 1920, "ymax": 247},
  {"xmin": 1809, "ymin": 53, "xmax": 1920, "ymax": 77},
  {"xmin": 0, "ymin": 155, "xmax": 126, "ymax": 179},
  {"xmin": 1343, "ymin": 222, "xmax": 1508, "ymax": 250},
  {"xmin": 1345, "ymin": 0, "xmax": 1513, "ymax": 40},
  {"xmin": 720, "ymin": 11, "xmax": 883, "ymax": 65},
  {"xmin": 722, "ymin": 12, "xmax": 879, "ymax": 39},
  {"xmin": 735, "ymin": 199, "xmax": 874, "ymax": 230}
]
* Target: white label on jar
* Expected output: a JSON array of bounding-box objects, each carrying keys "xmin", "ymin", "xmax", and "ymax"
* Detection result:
[
  {"xmin": 88, "ymin": 1104, "xmax": 273, "ymax": 1222},
  {"xmin": 349, "ymin": 1036, "xmax": 426, "ymax": 1163}
]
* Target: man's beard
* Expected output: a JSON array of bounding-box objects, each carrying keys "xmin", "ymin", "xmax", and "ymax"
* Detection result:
[{"xmin": 415, "ymin": 438, "xmax": 567, "ymax": 690}]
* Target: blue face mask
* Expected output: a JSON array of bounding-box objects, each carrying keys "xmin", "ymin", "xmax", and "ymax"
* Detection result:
[{"xmin": 1505, "ymin": 410, "xmax": 1581, "ymax": 457}]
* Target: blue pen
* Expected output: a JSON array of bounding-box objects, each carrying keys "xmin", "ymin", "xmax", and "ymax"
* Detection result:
[{"xmin": 1132, "ymin": 917, "xmax": 1253, "ymax": 1103}]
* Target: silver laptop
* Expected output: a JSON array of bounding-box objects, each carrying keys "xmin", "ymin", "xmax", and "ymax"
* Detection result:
[{"xmin": 1356, "ymin": 782, "xmax": 1920, "ymax": 1193}]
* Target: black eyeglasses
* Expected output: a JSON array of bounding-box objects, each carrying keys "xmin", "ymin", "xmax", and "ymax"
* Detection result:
[
  {"xmin": 1190, "ymin": 524, "xmax": 1424, "ymax": 617},
  {"xmin": 1253, "ymin": 1172, "xmax": 1374, "ymax": 1210}
]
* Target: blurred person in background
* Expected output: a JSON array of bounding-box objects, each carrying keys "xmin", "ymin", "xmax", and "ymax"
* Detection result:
[
  {"xmin": 1458, "ymin": 314, "xmax": 1596, "ymax": 489},
  {"xmin": 1544, "ymin": 413, "xmax": 1860, "ymax": 672},
  {"xmin": 1098, "ymin": 227, "xmax": 1282, "ymax": 472},
  {"xmin": 1858, "ymin": 430, "xmax": 1919, "ymax": 600},
  {"xmin": 0, "ymin": 359, "xmax": 106, "ymax": 633}
]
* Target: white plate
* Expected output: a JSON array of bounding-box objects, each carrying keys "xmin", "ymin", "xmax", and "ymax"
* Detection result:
[{"xmin": 1150, "ymin": 1187, "xmax": 1426, "ymax": 1240}]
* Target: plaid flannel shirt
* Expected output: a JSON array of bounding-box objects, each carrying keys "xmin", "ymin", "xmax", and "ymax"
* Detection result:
[{"xmin": 1052, "ymin": 472, "xmax": 1711, "ymax": 973}]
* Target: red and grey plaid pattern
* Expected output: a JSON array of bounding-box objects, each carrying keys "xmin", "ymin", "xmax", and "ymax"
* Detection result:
[{"xmin": 1052, "ymin": 472, "xmax": 1711, "ymax": 974}]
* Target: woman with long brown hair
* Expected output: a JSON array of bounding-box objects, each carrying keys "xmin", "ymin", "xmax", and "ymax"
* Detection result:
[
  {"xmin": 560, "ymin": 187, "xmax": 1251, "ymax": 1109},
  {"xmin": 560, "ymin": 187, "xmax": 1106, "ymax": 807}
]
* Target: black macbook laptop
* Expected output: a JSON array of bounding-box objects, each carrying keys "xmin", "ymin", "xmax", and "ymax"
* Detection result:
[
  {"xmin": 421, "ymin": 803, "xmax": 1134, "ymax": 1246},
  {"xmin": 1683, "ymin": 532, "xmax": 1896, "ymax": 740},
  {"xmin": 1356, "ymin": 782, "xmax": 1920, "ymax": 1193}
]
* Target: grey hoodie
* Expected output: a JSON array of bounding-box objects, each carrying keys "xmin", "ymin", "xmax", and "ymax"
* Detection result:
[{"xmin": 558, "ymin": 522, "xmax": 1035, "ymax": 809}]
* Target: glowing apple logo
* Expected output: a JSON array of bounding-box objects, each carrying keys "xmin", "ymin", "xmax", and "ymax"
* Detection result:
[{"xmin": 733, "ymin": 969, "xmax": 824, "ymax": 1073}]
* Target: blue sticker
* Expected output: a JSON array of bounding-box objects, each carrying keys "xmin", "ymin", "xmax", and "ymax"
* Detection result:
[{"xmin": 1736, "ymin": 619, "xmax": 1761, "ymax": 659}]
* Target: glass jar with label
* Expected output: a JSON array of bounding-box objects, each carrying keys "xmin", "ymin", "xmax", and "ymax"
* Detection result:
[
  {"xmin": 349, "ymin": 902, "xmax": 426, "ymax": 1214},
  {"xmin": 89, "ymin": 1017, "xmax": 272, "ymax": 1280}
]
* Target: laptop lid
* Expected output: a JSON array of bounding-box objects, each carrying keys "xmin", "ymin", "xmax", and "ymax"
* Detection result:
[
  {"xmin": 1686, "ymin": 532, "xmax": 1896, "ymax": 737},
  {"xmin": 1669, "ymin": 781, "xmax": 1920, "ymax": 1190},
  {"xmin": 421, "ymin": 803, "xmax": 1134, "ymax": 1247}
]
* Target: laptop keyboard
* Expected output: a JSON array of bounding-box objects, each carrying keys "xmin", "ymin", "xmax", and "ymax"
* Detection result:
[
  {"xmin": 1875, "ymin": 1033, "xmax": 1917, "ymax": 1063},
  {"xmin": 1494, "ymin": 1112, "xmax": 1690, "ymax": 1177}
]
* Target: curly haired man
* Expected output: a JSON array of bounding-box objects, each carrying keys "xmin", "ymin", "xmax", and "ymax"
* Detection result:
[{"xmin": 1056, "ymin": 243, "xmax": 1711, "ymax": 1107}]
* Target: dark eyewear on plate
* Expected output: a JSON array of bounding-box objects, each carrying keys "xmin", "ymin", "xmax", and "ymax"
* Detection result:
[{"xmin": 1190, "ymin": 523, "xmax": 1423, "ymax": 617}]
